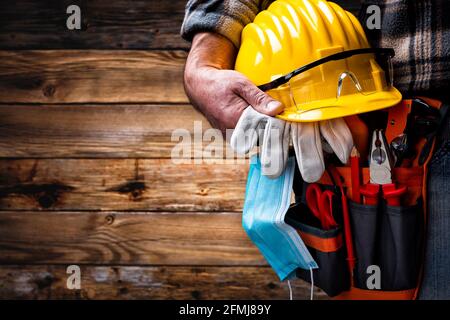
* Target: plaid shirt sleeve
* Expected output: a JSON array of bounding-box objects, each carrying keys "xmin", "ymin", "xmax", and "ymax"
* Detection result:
[
  {"xmin": 181, "ymin": 0, "xmax": 272, "ymax": 48},
  {"xmin": 360, "ymin": 0, "xmax": 450, "ymax": 98}
]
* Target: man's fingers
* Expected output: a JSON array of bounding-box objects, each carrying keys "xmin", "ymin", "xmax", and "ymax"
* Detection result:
[{"xmin": 232, "ymin": 78, "xmax": 284, "ymax": 116}]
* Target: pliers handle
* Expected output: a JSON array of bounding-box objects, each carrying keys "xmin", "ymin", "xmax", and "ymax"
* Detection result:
[
  {"xmin": 360, "ymin": 183, "xmax": 407, "ymax": 206},
  {"xmin": 360, "ymin": 183, "xmax": 380, "ymax": 205},
  {"xmin": 382, "ymin": 183, "xmax": 407, "ymax": 206},
  {"xmin": 306, "ymin": 184, "xmax": 338, "ymax": 230}
]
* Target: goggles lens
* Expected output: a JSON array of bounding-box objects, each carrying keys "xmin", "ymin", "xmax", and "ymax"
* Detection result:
[
  {"xmin": 257, "ymin": 48, "xmax": 396, "ymax": 115},
  {"xmin": 287, "ymin": 52, "xmax": 393, "ymax": 113}
]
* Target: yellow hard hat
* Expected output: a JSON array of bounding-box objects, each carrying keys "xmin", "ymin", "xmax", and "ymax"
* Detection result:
[{"xmin": 235, "ymin": 0, "xmax": 402, "ymax": 122}]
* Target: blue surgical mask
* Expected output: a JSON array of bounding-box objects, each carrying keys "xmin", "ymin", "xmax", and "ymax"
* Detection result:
[{"xmin": 242, "ymin": 155, "xmax": 318, "ymax": 281}]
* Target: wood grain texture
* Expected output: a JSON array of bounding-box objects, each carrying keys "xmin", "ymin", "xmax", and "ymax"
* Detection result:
[
  {"xmin": 0, "ymin": 159, "xmax": 248, "ymax": 211},
  {"xmin": 0, "ymin": 0, "xmax": 188, "ymax": 49},
  {"xmin": 0, "ymin": 50, "xmax": 187, "ymax": 103},
  {"xmin": 0, "ymin": 211, "xmax": 261, "ymax": 265},
  {"xmin": 0, "ymin": 0, "xmax": 363, "ymax": 301},
  {"xmin": 0, "ymin": 265, "xmax": 327, "ymax": 300},
  {"xmin": 0, "ymin": 0, "xmax": 360, "ymax": 50},
  {"xmin": 0, "ymin": 104, "xmax": 238, "ymax": 158}
]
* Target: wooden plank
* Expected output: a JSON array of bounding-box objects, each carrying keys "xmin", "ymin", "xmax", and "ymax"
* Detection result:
[
  {"xmin": 0, "ymin": 50, "xmax": 187, "ymax": 104},
  {"xmin": 0, "ymin": 0, "xmax": 188, "ymax": 49},
  {"xmin": 0, "ymin": 159, "xmax": 247, "ymax": 211},
  {"xmin": 0, "ymin": 104, "xmax": 237, "ymax": 158},
  {"xmin": 0, "ymin": 0, "xmax": 360, "ymax": 50},
  {"xmin": 0, "ymin": 265, "xmax": 327, "ymax": 300},
  {"xmin": 0, "ymin": 211, "xmax": 260, "ymax": 265}
]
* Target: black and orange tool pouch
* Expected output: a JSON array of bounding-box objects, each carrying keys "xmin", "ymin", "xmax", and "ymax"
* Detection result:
[
  {"xmin": 285, "ymin": 165, "xmax": 350, "ymax": 297},
  {"xmin": 285, "ymin": 203, "xmax": 350, "ymax": 297},
  {"xmin": 285, "ymin": 97, "xmax": 448, "ymax": 300}
]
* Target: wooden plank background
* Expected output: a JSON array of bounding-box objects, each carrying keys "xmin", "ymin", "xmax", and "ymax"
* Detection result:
[{"xmin": 0, "ymin": 0, "xmax": 361, "ymax": 299}]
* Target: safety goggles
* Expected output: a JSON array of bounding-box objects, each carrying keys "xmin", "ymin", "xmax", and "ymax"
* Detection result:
[
  {"xmin": 259, "ymin": 48, "xmax": 394, "ymax": 91},
  {"xmin": 258, "ymin": 49, "xmax": 395, "ymax": 115}
]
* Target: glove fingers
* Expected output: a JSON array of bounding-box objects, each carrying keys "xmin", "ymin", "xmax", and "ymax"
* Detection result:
[
  {"xmin": 291, "ymin": 122, "xmax": 325, "ymax": 183},
  {"xmin": 230, "ymin": 106, "xmax": 265, "ymax": 154},
  {"xmin": 260, "ymin": 117, "xmax": 289, "ymax": 178},
  {"xmin": 282, "ymin": 122, "xmax": 290, "ymax": 172},
  {"xmin": 320, "ymin": 118, "xmax": 354, "ymax": 164}
]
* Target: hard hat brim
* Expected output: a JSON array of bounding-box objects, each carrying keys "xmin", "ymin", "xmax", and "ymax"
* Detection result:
[{"xmin": 276, "ymin": 87, "xmax": 402, "ymax": 122}]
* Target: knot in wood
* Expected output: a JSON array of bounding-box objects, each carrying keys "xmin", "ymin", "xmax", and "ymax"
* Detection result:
[
  {"xmin": 43, "ymin": 84, "xmax": 56, "ymax": 97},
  {"xmin": 105, "ymin": 214, "xmax": 115, "ymax": 225}
]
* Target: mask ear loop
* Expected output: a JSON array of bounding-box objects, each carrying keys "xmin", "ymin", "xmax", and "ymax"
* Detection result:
[
  {"xmin": 287, "ymin": 280, "xmax": 293, "ymax": 300},
  {"xmin": 336, "ymin": 71, "xmax": 364, "ymax": 99},
  {"xmin": 309, "ymin": 267, "xmax": 314, "ymax": 300}
]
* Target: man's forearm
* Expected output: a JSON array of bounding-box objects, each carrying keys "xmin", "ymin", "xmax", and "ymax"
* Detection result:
[
  {"xmin": 185, "ymin": 33, "xmax": 237, "ymax": 76},
  {"xmin": 184, "ymin": 32, "xmax": 238, "ymax": 122}
]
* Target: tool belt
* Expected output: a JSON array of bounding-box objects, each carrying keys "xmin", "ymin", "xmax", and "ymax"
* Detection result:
[{"xmin": 285, "ymin": 97, "xmax": 448, "ymax": 299}]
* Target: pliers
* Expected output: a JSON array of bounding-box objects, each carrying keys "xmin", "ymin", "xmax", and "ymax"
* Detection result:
[{"xmin": 360, "ymin": 129, "xmax": 407, "ymax": 206}]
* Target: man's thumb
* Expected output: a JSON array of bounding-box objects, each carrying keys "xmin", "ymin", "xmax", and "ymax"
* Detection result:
[{"xmin": 233, "ymin": 79, "xmax": 283, "ymax": 116}]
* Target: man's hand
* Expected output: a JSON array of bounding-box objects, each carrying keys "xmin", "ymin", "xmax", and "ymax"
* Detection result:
[{"xmin": 184, "ymin": 32, "xmax": 283, "ymax": 134}]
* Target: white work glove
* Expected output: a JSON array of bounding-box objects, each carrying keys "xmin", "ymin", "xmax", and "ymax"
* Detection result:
[{"xmin": 230, "ymin": 106, "xmax": 353, "ymax": 182}]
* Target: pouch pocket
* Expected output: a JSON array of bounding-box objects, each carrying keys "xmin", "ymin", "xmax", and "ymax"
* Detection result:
[
  {"xmin": 379, "ymin": 203, "xmax": 423, "ymax": 290},
  {"xmin": 348, "ymin": 201, "xmax": 379, "ymax": 289},
  {"xmin": 285, "ymin": 203, "xmax": 350, "ymax": 297}
]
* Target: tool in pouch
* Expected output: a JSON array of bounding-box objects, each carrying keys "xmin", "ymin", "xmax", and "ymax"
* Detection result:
[
  {"xmin": 360, "ymin": 129, "xmax": 407, "ymax": 206},
  {"xmin": 400, "ymin": 98, "xmax": 448, "ymax": 166},
  {"xmin": 305, "ymin": 184, "xmax": 338, "ymax": 230}
]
